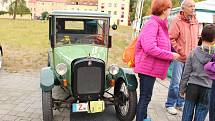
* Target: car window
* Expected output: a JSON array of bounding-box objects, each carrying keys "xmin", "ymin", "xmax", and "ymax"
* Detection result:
[
  {"xmin": 65, "ymin": 21, "xmax": 84, "ymax": 30},
  {"xmin": 55, "ymin": 18, "xmax": 108, "ymax": 46}
]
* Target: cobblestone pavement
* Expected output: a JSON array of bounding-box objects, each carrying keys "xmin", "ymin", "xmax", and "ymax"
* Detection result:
[{"xmin": 0, "ymin": 69, "xmax": 209, "ymax": 121}]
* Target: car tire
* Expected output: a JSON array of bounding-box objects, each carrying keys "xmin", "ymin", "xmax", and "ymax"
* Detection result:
[
  {"xmin": 114, "ymin": 80, "xmax": 137, "ymax": 121},
  {"xmin": 42, "ymin": 91, "xmax": 53, "ymax": 121}
]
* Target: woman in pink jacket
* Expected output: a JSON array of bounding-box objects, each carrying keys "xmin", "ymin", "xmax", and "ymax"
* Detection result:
[{"xmin": 134, "ymin": 0, "xmax": 180, "ymax": 121}]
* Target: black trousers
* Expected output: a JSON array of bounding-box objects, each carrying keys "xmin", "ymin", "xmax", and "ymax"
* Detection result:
[{"xmin": 136, "ymin": 73, "xmax": 156, "ymax": 121}]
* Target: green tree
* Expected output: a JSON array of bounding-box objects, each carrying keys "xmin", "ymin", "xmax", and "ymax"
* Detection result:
[
  {"xmin": 41, "ymin": 11, "xmax": 48, "ymax": 20},
  {"xmin": 1, "ymin": 0, "xmax": 8, "ymax": 5},
  {"xmin": 141, "ymin": 0, "xmax": 205, "ymax": 17},
  {"xmin": 8, "ymin": 0, "xmax": 30, "ymax": 19},
  {"xmin": 129, "ymin": 0, "xmax": 137, "ymax": 22}
]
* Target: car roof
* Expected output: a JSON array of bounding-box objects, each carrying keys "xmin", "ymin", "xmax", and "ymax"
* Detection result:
[{"xmin": 49, "ymin": 10, "xmax": 110, "ymax": 18}]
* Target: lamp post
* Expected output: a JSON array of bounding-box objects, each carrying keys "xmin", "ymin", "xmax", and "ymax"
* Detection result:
[{"xmin": 132, "ymin": 0, "xmax": 145, "ymax": 38}]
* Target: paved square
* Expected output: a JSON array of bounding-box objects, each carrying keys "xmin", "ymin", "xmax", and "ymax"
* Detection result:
[{"xmin": 0, "ymin": 70, "xmax": 209, "ymax": 121}]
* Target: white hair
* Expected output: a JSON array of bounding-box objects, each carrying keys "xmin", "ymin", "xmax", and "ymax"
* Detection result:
[
  {"xmin": 181, "ymin": 0, "xmax": 186, "ymax": 9},
  {"xmin": 181, "ymin": 0, "xmax": 194, "ymax": 9}
]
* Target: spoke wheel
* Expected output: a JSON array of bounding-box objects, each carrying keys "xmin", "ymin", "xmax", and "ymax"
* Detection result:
[{"xmin": 114, "ymin": 80, "xmax": 137, "ymax": 121}]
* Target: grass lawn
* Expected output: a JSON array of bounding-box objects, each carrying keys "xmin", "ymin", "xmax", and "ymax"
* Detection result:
[{"xmin": 0, "ymin": 18, "xmax": 133, "ymax": 72}]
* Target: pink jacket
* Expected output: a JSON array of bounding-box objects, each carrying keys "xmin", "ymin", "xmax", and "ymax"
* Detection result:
[{"xmin": 134, "ymin": 15, "xmax": 174, "ymax": 80}]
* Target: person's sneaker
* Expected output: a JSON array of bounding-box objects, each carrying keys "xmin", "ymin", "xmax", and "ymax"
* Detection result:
[
  {"xmin": 143, "ymin": 118, "xmax": 152, "ymax": 121},
  {"xmin": 176, "ymin": 106, "xmax": 183, "ymax": 111},
  {"xmin": 166, "ymin": 107, "xmax": 178, "ymax": 115}
]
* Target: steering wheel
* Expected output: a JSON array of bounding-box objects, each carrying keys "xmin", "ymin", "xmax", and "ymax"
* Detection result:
[{"xmin": 84, "ymin": 35, "xmax": 104, "ymax": 45}]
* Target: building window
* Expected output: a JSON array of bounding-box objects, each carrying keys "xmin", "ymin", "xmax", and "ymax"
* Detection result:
[
  {"xmin": 114, "ymin": 3, "xmax": 117, "ymax": 7},
  {"xmin": 114, "ymin": 11, "xmax": 117, "ymax": 15},
  {"xmin": 76, "ymin": 2, "xmax": 78, "ymax": 5},
  {"xmin": 121, "ymin": 20, "xmax": 124, "ymax": 22},
  {"xmin": 121, "ymin": 15, "xmax": 124, "ymax": 18},
  {"xmin": 101, "ymin": 10, "xmax": 104, "ymax": 12},
  {"xmin": 108, "ymin": 3, "xmax": 112, "ymax": 7},
  {"xmin": 121, "ymin": 4, "xmax": 125, "ymax": 10},
  {"xmin": 108, "ymin": 11, "xmax": 111, "ymax": 15},
  {"xmin": 101, "ymin": 6, "xmax": 104, "ymax": 9}
]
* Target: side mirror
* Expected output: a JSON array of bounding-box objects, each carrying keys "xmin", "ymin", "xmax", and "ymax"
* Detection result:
[
  {"xmin": 50, "ymin": 34, "xmax": 55, "ymax": 48},
  {"xmin": 112, "ymin": 24, "xmax": 117, "ymax": 30},
  {"xmin": 108, "ymin": 36, "xmax": 112, "ymax": 48}
]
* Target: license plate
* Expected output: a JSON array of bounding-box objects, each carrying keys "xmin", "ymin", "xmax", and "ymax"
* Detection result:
[
  {"xmin": 72, "ymin": 102, "xmax": 88, "ymax": 112},
  {"xmin": 88, "ymin": 100, "xmax": 105, "ymax": 113}
]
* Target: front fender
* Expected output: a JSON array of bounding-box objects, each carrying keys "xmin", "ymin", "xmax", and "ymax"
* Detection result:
[
  {"xmin": 109, "ymin": 67, "xmax": 137, "ymax": 91},
  {"xmin": 40, "ymin": 67, "xmax": 54, "ymax": 92}
]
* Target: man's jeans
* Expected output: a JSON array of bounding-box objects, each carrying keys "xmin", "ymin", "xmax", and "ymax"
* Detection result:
[
  {"xmin": 165, "ymin": 60, "xmax": 185, "ymax": 108},
  {"xmin": 210, "ymin": 81, "xmax": 215, "ymax": 121}
]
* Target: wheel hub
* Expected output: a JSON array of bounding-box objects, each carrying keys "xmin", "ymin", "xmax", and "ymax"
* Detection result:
[{"xmin": 118, "ymin": 91, "xmax": 128, "ymax": 106}]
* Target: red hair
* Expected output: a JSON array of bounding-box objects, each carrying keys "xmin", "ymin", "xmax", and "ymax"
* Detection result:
[{"xmin": 151, "ymin": 0, "xmax": 172, "ymax": 16}]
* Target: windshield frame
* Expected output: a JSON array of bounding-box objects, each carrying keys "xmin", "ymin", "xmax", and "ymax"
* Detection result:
[{"xmin": 53, "ymin": 16, "xmax": 110, "ymax": 47}]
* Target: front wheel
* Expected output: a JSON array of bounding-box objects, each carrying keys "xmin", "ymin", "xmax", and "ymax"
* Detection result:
[
  {"xmin": 114, "ymin": 80, "xmax": 137, "ymax": 121},
  {"xmin": 42, "ymin": 91, "xmax": 53, "ymax": 121}
]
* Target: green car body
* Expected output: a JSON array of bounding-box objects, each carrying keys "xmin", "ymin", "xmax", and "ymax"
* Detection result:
[{"xmin": 40, "ymin": 10, "xmax": 137, "ymax": 121}]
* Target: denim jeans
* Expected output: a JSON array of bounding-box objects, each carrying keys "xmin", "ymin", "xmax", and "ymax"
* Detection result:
[
  {"xmin": 182, "ymin": 84, "xmax": 210, "ymax": 121},
  {"xmin": 136, "ymin": 74, "xmax": 156, "ymax": 121},
  {"xmin": 210, "ymin": 81, "xmax": 215, "ymax": 121},
  {"xmin": 182, "ymin": 100, "xmax": 208, "ymax": 121},
  {"xmin": 165, "ymin": 60, "xmax": 185, "ymax": 108}
]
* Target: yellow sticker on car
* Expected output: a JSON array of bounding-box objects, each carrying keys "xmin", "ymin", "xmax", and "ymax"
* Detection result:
[{"xmin": 88, "ymin": 100, "xmax": 105, "ymax": 113}]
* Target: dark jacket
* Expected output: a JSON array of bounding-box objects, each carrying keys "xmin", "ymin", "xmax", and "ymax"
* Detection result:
[{"xmin": 180, "ymin": 46, "xmax": 215, "ymax": 93}]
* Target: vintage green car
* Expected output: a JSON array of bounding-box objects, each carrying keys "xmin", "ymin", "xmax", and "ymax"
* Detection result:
[{"xmin": 40, "ymin": 10, "xmax": 137, "ymax": 121}]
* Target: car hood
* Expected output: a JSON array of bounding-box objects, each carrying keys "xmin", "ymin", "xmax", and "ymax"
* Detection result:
[{"xmin": 54, "ymin": 45, "xmax": 108, "ymax": 64}]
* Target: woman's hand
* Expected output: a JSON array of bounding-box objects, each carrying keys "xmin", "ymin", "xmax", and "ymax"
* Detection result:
[{"xmin": 172, "ymin": 52, "xmax": 181, "ymax": 60}]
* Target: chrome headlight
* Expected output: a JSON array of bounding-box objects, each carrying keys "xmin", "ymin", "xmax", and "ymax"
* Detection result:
[
  {"xmin": 56, "ymin": 63, "xmax": 67, "ymax": 76},
  {"xmin": 108, "ymin": 64, "xmax": 119, "ymax": 75}
]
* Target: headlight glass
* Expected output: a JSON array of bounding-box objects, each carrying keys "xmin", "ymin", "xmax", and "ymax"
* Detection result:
[
  {"xmin": 108, "ymin": 65, "xmax": 119, "ymax": 75},
  {"xmin": 56, "ymin": 63, "xmax": 67, "ymax": 75}
]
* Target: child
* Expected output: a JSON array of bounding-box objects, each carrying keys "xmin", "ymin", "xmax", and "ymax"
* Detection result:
[
  {"xmin": 179, "ymin": 24, "xmax": 215, "ymax": 121},
  {"xmin": 204, "ymin": 50, "xmax": 215, "ymax": 120}
]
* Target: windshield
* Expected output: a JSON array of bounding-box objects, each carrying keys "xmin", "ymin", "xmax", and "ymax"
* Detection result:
[{"xmin": 55, "ymin": 17, "xmax": 109, "ymax": 46}]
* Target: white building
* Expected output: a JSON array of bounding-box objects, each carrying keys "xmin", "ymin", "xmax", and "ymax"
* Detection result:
[
  {"xmin": 98, "ymin": 0, "xmax": 130, "ymax": 26},
  {"xmin": 1, "ymin": 0, "xmax": 131, "ymax": 26}
]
